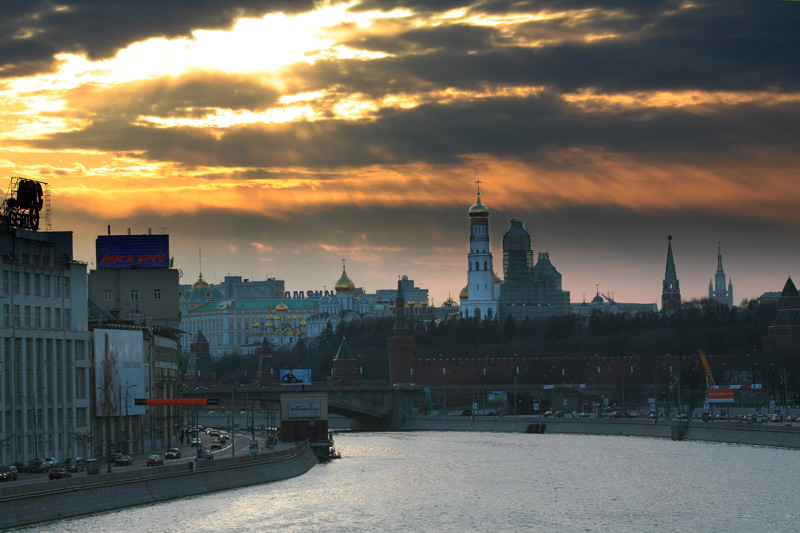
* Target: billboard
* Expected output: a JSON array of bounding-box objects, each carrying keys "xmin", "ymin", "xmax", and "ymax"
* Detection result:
[
  {"xmin": 487, "ymin": 391, "xmax": 508, "ymax": 403},
  {"xmin": 94, "ymin": 329, "xmax": 146, "ymax": 416},
  {"xmin": 708, "ymin": 389, "xmax": 735, "ymax": 403},
  {"xmin": 96, "ymin": 234, "xmax": 170, "ymax": 269},
  {"xmin": 280, "ymin": 369, "xmax": 311, "ymax": 385}
]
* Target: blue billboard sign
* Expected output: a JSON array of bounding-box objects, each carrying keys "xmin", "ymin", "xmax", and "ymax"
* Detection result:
[
  {"xmin": 96, "ymin": 234, "xmax": 170, "ymax": 269},
  {"xmin": 280, "ymin": 369, "xmax": 312, "ymax": 385}
]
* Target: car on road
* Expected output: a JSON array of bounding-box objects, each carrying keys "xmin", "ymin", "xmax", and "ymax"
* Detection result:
[
  {"xmin": 48, "ymin": 468, "xmax": 72, "ymax": 480},
  {"xmin": 219, "ymin": 433, "xmax": 230, "ymax": 443},
  {"xmin": 146, "ymin": 455, "xmax": 164, "ymax": 466},
  {"xmin": 11, "ymin": 461, "xmax": 29, "ymax": 473},
  {"xmin": 165, "ymin": 448, "xmax": 182, "ymax": 459},
  {"xmin": 65, "ymin": 457, "xmax": 86, "ymax": 472},
  {"xmin": 115, "ymin": 455, "xmax": 134, "ymax": 466},
  {"xmin": 210, "ymin": 440, "xmax": 222, "ymax": 450},
  {"xmin": 578, "ymin": 412, "xmax": 591, "ymax": 418},
  {"xmin": 191, "ymin": 437, "xmax": 202, "ymax": 447},
  {"xmin": 28, "ymin": 459, "xmax": 50, "ymax": 473},
  {"xmin": 543, "ymin": 411, "xmax": 554, "ymax": 418},
  {"xmin": 0, "ymin": 466, "xmax": 19, "ymax": 481},
  {"xmin": 553, "ymin": 411, "xmax": 565, "ymax": 418}
]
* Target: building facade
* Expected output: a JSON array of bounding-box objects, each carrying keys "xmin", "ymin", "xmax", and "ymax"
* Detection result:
[{"xmin": 0, "ymin": 226, "xmax": 92, "ymax": 465}]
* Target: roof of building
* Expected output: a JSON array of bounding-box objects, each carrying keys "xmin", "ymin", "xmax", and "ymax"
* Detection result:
[
  {"xmin": 664, "ymin": 236, "xmax": 678, "ymax": 282},
  {"xmin": 334, "ymin": 336, "xmax": 355, "ymax": 361},
  {"xmin": 335, "ymin": 265, "xmax": 356, "ymax": 293},
  {"xmin": 187, "ymin": 298, "xmax": 318, "ymax": 314},
  {"xmin": 780, "ymin": 277, "xmax": 798, "ymax": 297},
  {"xmin": 468, "ymin": 191, "xmax": 489, "ymax": 218}
]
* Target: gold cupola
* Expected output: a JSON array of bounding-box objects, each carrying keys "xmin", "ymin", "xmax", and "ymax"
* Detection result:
[
  {"xmin": 468, "ymin": 189, "xmax": 489, "ymax": 218},
  {"xmin": 335, "ymin": 260, "xmax": 356, "ymax": 294},
  {"xmin": 459, "ymin": 285, "xmax": 469, "ymax": 300},
  {"xmin": 276, "ymin": 301, "xmax": 289, "ymax": 313}
]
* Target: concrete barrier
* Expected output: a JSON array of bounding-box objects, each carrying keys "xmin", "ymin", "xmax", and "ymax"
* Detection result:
[
  {"xmin": 401, "ymin": 416, "xmax": 800, "ymax": 448},
  {"xmin": 0, "ymin": 442, "xmax": 318, "ymax": 530}
]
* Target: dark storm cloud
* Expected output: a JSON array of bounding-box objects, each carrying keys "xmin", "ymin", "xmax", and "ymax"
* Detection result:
[
  {"xmin": 33, "ymin": 91, "xmax": 800, "ymax": 169},
  {"xmin": 68, "ymin": 73, "xmax": 282, "ymax": 119},
  {"xmin": 0, "ymin": 0, "xmax": 315, "ymax": 78}
]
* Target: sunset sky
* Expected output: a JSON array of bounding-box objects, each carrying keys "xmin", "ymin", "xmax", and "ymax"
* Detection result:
[{"xmin": 1, "ymin": 0, "xmax": 798, "ymax": 308}]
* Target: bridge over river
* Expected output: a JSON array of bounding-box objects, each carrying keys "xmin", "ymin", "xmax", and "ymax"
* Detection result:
[{"xmin": 181, "ymin": 383, "xmax": 636, "ymax": 429}]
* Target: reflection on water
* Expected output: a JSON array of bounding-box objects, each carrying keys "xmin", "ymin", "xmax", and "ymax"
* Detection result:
[{"xmin": 22, "ymin": 432, "xmax": 800, "ymax": 532}]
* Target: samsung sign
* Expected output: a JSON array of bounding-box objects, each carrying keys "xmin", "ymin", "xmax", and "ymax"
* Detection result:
[{"xmin": 97, "ymin": 235, "xmax": 170, "ymax": 269}]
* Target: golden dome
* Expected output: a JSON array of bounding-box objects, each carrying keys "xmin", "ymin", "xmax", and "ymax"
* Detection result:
[
  {"xmin": 276, "ymin": 301, "xmax": 289, "ymax": 313},
  {"xmin": 408, "ymin": 299, "xmax": 416, "ymax": 307},
  {"xmin": 468, "ymin": 192, "xmax": 489, "ymax": 218},
  {"xmin": 459, "ymin": 285, "xmax": 468, "ymax": 300},
  {"xmin": 251, "ymin": 320, "xmax": 259, "ymax": 329},
  {"xmin": 335, "ymin": 265, "xmax": 356, "ymax": 293},
  {"xmin": 299, "ymin": 320, "xmax": 307, "ymax": 326},
  {"xmin": 266, "ymin": 314, "xmax": 275, "ymax": 320},
  {"xmin": 265, "ymin": 321, "xmax": 273, "ymax": 328},
  {"xmin": 192, "ymin": 273, "xmax": 210, "ymax": 289}
]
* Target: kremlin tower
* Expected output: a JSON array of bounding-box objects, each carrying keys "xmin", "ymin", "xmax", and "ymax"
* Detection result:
[
  {"xmin": 460, "ymin": 181, "xmax": 499, "ymax": 320},
  {"xmin": 661, "ymin": 235, "xmax": 681, "ymax": 313}
]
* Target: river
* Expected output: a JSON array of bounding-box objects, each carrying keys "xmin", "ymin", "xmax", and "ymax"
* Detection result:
[{"xmin": 21, "ymin": 432, "xmax": 800, "ymax": 532}]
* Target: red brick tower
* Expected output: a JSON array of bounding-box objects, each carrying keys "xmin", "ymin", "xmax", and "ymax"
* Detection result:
[
  {"xmin": 387, "ymin": 279, "xmax": 415, "ymax": 385},
  {"xmin": 329, "ymin": 336, "xmax": 361, "ymax": 386},
  {"xmin": 762, "ymin": 277, "xmax": 800, "ymax": 353}
]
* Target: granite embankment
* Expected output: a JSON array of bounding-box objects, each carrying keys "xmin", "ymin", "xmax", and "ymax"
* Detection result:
[
  {"xmin": 401, "ymin": 416, "xmax": 800, "ymax": 448},
  {"xmin": 0, "ymin": 441, "xmax": 318, "ymax": 530}
]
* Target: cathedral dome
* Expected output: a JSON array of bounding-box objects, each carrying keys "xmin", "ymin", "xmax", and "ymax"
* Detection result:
[
  {"xmin": 335, "ymin": 266, "xmax": 356, "ymax": 293},
  {"xmin": 181, "ymin": 273, "xmax": 224, "ymax": 301},
  {"xmin": 276, "ymin": 301, "xmax": 289, "ymax": 313},
  {"xmin": 468, "ymin": 192, "xmax": 489, "ymax": 218},
  {"xmin": 459, "ymin": 285, "xmax": 469, "ymax": 300}
]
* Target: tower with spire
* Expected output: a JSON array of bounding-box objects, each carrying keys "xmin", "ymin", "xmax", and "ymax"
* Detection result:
[
  {"xmin": 387, "ymin": 277, "xmax": 414, "ymax": 385},
  {"xmin": 460, "ymin": 180, "xmax": 499, "ymax": 320},
  {"xmin": 661, "ymin": 235, "xmax": 681, "ymax": 313},
  {"xmin": 708, "ymin": 243, "xmax": 733, "ymax": 308}
]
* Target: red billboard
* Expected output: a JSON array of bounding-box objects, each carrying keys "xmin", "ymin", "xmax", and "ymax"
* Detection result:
[{"xmin": 708, "ymin": 389, "xmax": 735, "ymax": 403}]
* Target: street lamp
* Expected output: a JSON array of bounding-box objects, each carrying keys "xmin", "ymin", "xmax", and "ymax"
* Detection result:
[
  {"xmin": 513, "ymin": 354, "xmax": 519, "ymax": 416},
  {"xmin": 122, "ymin": 384, "xmax": 138, "ymax": 454}
]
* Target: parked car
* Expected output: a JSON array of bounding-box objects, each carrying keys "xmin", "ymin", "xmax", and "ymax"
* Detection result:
[
  {"xmin": 553, "ymin": 411, "xmax": 565, "ymax": 418},
  {"xmin": 543, "ymin": 411, "xmax": 554, "ymax": 418},
  {"xmin": 146, "ymin": 455, "xmax": 164, "ymax": 466},
  {"xmin": 115, "ymin": 455, "xmax": 134, "ymax": 466},
  {"xmin": 65, "ymin": 457, "xmax": 86, "ymax": 472},
  {"xmin": 43, "ymin": 457, "xmax": 59, "ymax": 468},
  {"xmin": 0, "ymin": 465, "xmax": 19, "ymax": 481},
  {"xmin": 48, "ymin": 468, "xmax": 71, "ymax": 480},
  {"xmin": 578, "ymin": 412, "xmax": 591, "ymax": 418},
  {"xmin": 11, "ymin": 461, "xmax": 29, "ymax": 473},
  {"xmin": 210, "ymin": 440, "xmax": 222, "ymax": 450},
  {"xmin": 165, "ymin": 448, "xmax": 182, "ymax": 459}
]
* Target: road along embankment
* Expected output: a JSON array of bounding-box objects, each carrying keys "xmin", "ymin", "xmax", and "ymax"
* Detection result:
[
  {"xmin": 401, "ymin": 416, "xmax": 800, "ymax": 448},
  {"xmin": 0, "ymin": 441, "xmax": 318, "ymax": 530}
]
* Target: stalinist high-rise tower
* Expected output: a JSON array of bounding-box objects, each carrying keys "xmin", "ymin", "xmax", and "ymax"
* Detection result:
[{"xmin": 460, "ymin": 181, "xmax": 499, "ymax": 320}]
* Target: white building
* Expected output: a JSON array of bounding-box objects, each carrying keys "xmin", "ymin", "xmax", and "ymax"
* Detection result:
[
  {"xmin": 0, "ymin": 226, "xmax": 92, "ymax": 465},
  {"xmin": 460, "ymin": 184, "xmax": 500, "ymax": 319}
]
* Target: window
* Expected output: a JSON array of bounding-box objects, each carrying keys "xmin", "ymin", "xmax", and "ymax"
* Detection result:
[
  {"xmin": 54, "ymin": 277, "xmax": 60, "ymax": 297},
  {"xmin": 153, "ymin": 289, "xmax": 161, "ymax": 301},
  {"xmin": 2, "ymin": 271, "xmax": 8, "ymax": 293},
  {"xmin": 54, "ymin": 308, "xmax": 61, "ymax": 329},
  {"xmin": 34, "ymin": 307, "xmax": 41, "ymax": 328},
  {"xmin": 63, "ymin": 278, "xmax": 70, "ymax": 298},
  {"xmin": 13, "ymin": 305, "xmax": 20, "ymax": 327},
  {"xmin": 103, "ymin": 290, "xmax": 112, "ymax": 301},
  {"xmin": 44, "ymin": 275, "xmax": 51, "ymax": 297},
  {"xmin": 44, "ymin": 307, "xmax": 51, "ymax": 328},
  {"xmin": 23, "ymin": 306, "xmax": 31, "ymax": 327},
  {"xmin": 130, "ymin": 289, "xmax": 138, "ymax": 301},
  {"xmin": 12, "ymin": 272, "xmax": 19, "ymax": 294},
  {"xmin": 2, "ymin": 304, "xmax": 8, "ymax": 327},
  {"xmin": 63, "ymin": 309, "xmax": 71, "ymax": 329},
  {"xmin": 23, "ymin": 273, "xmax": 30, "ymax": 295}
]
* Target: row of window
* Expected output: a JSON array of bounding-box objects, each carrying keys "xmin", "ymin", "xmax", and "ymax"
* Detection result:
[
  {"xmin": 104, "ymin": 289, "xmax": 161, "ymax": 301},
  {"xmin": 2, "ymin": 271, "xmax": 70, "ymax": 298},
  {"xmin": 2, "ymin": 304, "xmax": 72, "ymax": 329}
]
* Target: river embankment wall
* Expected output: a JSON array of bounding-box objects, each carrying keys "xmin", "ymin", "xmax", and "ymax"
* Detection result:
[
  {"xmin": 400, "ymin": 416, "xmax": 800, "ymax": 449},
  {"xmin": 0, "ymin": 441, "xmax": 318, "ymax": 530}
]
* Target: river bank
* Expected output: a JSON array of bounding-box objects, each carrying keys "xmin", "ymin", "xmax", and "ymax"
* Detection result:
[
  {"xmin": 0, "ymin": 441, "xmax": 318, "ymax": 530},
  {"xmin": 401, "ymin": 415, "xmax": 800, "ymax": 448}
]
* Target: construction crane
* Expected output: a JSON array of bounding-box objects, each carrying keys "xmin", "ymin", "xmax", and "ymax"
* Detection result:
[{"xmin": 697, "ymin": 349, "xmax": 716, "ymax": 388}]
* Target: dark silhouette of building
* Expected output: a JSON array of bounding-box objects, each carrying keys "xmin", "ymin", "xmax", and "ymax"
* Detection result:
[
  {"xmin": 661, "ymin": 235, "xmax": 681, "ymax": 313},
  {"xmin": 184, "ymin": 330, "xmax": 216, "ymax": 385},
  {"xmin": 329, "ymin": 336, "xmax": 361, "ymax": 386},
  {"xmin": 387, "ymin": 279, "xmax": 414, "ymax": 385},
  {"xmin": 498, "ymin": 219, "xmax": 570, "ymax": 320},
  {"xmin": 762, "ymin": 277, "xmax": 800, "ymax": 353}
]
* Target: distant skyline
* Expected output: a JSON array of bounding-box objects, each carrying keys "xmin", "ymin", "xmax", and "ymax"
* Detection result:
[{"xmin": 1, "ymin": 1, "xmax": 798, "ymax": 307}]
